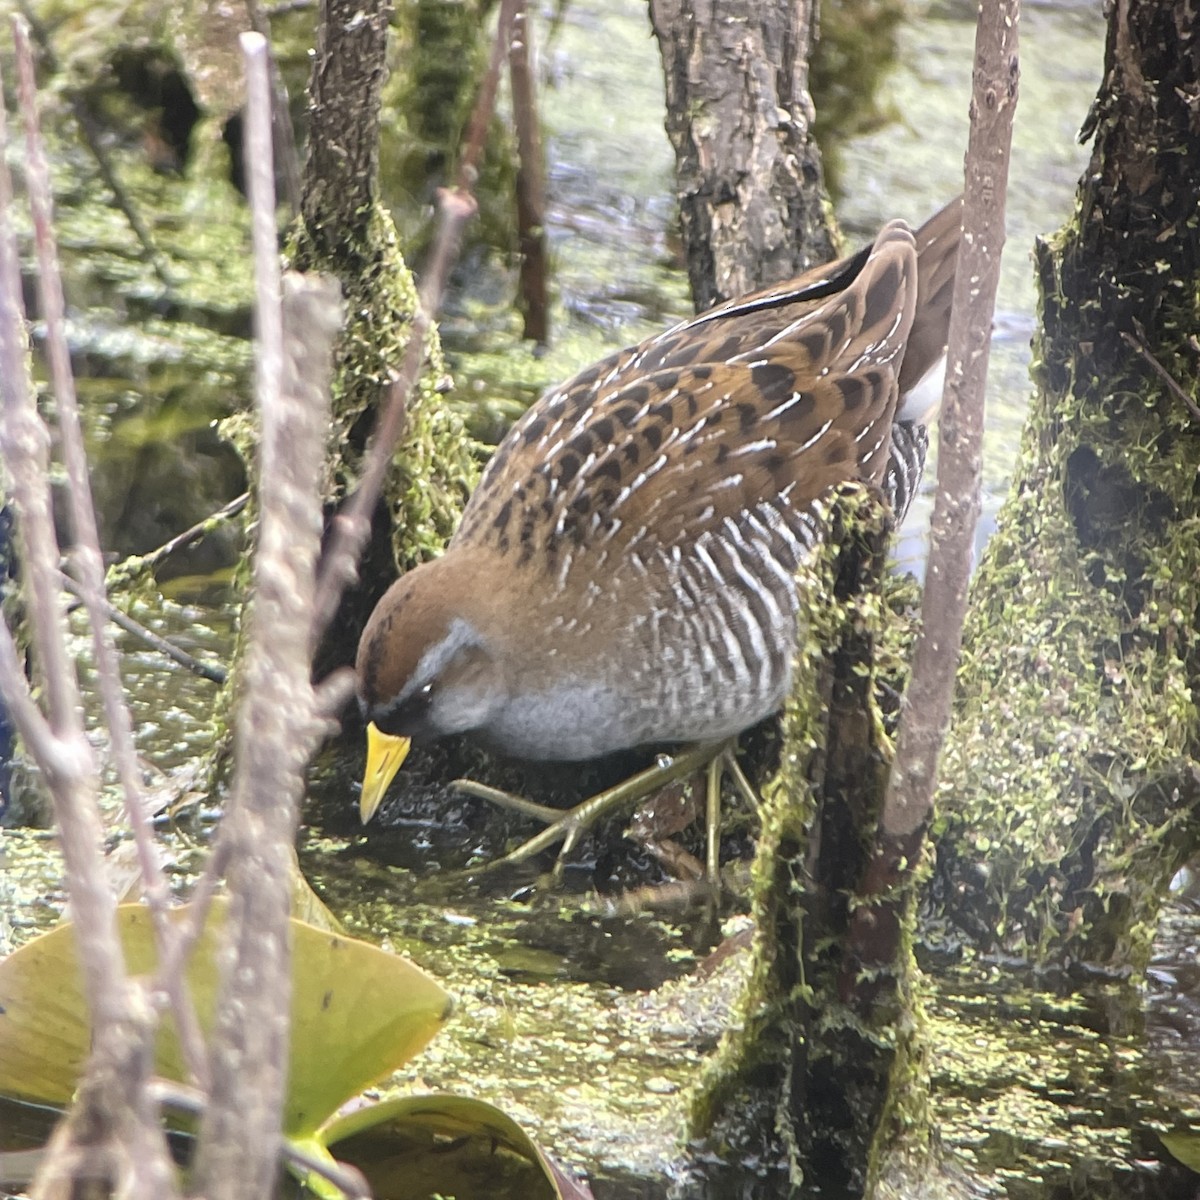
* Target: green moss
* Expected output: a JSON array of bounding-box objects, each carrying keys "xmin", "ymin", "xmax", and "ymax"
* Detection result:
[
  {"xmin": 689, "ymin": 488, "xmax": 926, "ymax": 1186},
  {"xmin": 289, "ymin": 202, "xmax": 478, "ymax": 569},
  {"xmin": 810, "ymin": 0, "xmax": 905, "ymax": 196},
  {"xmin": 937, "ymin": 237, "xmax": 1200, "ymax": 967}
]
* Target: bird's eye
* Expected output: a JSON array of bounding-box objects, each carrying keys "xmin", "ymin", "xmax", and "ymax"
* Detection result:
[{"xmin": 419, "ymin": 682, "xmax": 435, "ymax": 699}]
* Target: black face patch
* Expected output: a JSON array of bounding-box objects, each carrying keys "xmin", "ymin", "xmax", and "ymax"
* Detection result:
[{"xmin": 373, "ymin": 685, "xmax": 436, "ymax": 742}]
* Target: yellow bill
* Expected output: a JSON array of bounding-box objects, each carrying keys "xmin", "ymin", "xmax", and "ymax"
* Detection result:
[{"xmin": 359, "ymin": 722, "xmax": 412, "ymax": 824}]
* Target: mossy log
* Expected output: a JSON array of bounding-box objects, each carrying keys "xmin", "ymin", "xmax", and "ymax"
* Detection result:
[{"xmin": 689, "ymin": 487, "xmax": 927, "ymax": 1197}]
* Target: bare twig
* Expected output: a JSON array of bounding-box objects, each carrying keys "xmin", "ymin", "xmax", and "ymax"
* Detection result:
[
  {"xmin": 13, "ymin": 16, "xmax": 210, "ymax": 1091},
  {"xmin": 509, "ymin": 0, "xmax": 549, "ymax": 344},
  {"xmin": 60, "ymin": 573, "xmax": 228, "ymax": 685},
  {"xmin": 155, "ymin": 835, "xmax": 231, "ymax": 1003},
  {"xmin": 846, "ymin": 0, "xmax": 1020, "ymax": 977},
  {"xmin": 1, "ymin": 23, "xmax": 178, "ymax": 1197},
  {"xmin": 1120, "ymin": 323, "xmax": 1200, "ymax": 422},
  {"xmin": 0, "ymin": 626, "xmax": 69, "ymax": 771},
  {"xmin": 244, "ymin": 0, "xmax": 303, "ymax": 217},
  {"xmin": 124, "ymin": 491, "xmax": 249, "ymax": 577},
  {"xmin": 3, "ymin": 27, "xmax": 120, "ymax": 1008},
  {"xmin": 310, "ymin": 0, "xmax": 520, "ymax": 637},
  {"xmin": 190, "ymin": 34, "xmax": 344, "ymax": 1200},
  {"xmin": 457, "ymin": 0, "xmax": 518, "ymax": 189}
]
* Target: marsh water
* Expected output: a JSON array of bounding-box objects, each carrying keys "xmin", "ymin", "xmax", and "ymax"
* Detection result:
[{"xmin": 3, "ymin": 0, "xmax": 1200, "ymax": 1196}]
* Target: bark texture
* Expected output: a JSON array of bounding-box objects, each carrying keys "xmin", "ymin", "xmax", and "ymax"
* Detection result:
[
  {"xmin": 648, "ymin": 0, "xmax": 835, "ymax": 310},
  {"xmin": 935, "ymin": 0, "xmax": 1200, "ymax": 966},
  {"xmin": 301, "ymin": 0, "xmax": 392, "ymax": 260},
  {"xmin": 289, "ymin": 0, "xmax": 475, "ymax": 677}
]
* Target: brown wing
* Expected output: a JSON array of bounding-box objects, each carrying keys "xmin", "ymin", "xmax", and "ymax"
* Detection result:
[{"xmin": 454, "ymin": 205, "xmax": 955, "ymax": 570}]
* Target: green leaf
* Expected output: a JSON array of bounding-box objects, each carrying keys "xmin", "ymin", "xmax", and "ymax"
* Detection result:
[
  {"xmin": 1161, "ymin": 1130, "xmax": 1200, "ymax": 1174},
  {"xmin": 0, "ymin": 900, "xmax": 453, "ymax": 1136},
  {"xmin": 314, "ymin": 1093, "xmax": 593, "ymax": 1200}
]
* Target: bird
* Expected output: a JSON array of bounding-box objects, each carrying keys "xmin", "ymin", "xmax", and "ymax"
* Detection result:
[{"xmin": 355, "ymin": 197, "xmax": 962, "ymax": 870}]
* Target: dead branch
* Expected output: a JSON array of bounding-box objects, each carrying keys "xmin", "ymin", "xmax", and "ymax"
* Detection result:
[
  {"xmin": 60, "ymin": 574, "xmax": 228, "ymax": 685},
  {"xmin": 1120, "ymin": 324, "xmax": 1200, "ymax": 423},
  {"xmin": 188, "ymin": 34, "xmax": 343, "ymax": 1199},
  {"xmin": 13, "ymin": 20, "xmax": 211, "ymax": 1093},
  {"xmin": 244, "ymin": 0, "xmax": 303, "ymax": 216},
  {"xmin": 122, "ymin": 491, "xmax": 249, "ymax": 578},
  {"xmin": 0, "ymin": 21, "xmax": 179, "ymax": 1197},
  {"xmin": 510, "ymin": 0, "xmax": 549, "ymax": 344}
]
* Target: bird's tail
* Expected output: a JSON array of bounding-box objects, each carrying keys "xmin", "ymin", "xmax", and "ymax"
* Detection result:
[{"xmin": 895, "ymin": 195, "xmax": 963, "ymax": 423}]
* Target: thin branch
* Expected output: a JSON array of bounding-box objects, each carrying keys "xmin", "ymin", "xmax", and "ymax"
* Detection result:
[
  {"xmin": 1120, "ymin": 324, "xmax": 1200, "ymax": 423},
  {"xmin": 0, "ymin": 622, "xmax": 71, "ymax": 774},
  {"xmin": 457, "ymin": 0, "xmax": 518, "ymax": 190},
  {"xmin": 3, "ymin": 22, "xmax": 124, "ymax": 1020},
  {"xmin": 509, "ymin": 0, "xmax": 549, "ymax": 345},
  {"xmin": 190, "ymin": 34, "xmax": 344, "ymax": 1199},
  {"xmin": 122, "ymin": 491, "xmax": 249, "ymax": 578},
  {"xmin": 154, "ymin": 836, "xmax": 231, "ymax": 1005},
  {"xmin": 1, "ymin": 23, "xmax": 178, "ymax": 1197},
  {"xmin": 244, "ymin": 0, "xmax": 303, "ymax": 217},
  {"xmin": 60, "ymin": 573, "xmax": 228, "ymax": 685},
  {"xmin": 846, "ymin": 0, "xmax": 1020, "ymax": 979},
  {"xmin": 13, "ymin": 15, "xmax": 210, "ymax": 1091}
]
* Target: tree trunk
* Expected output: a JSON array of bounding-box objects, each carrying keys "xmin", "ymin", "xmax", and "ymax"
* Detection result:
[
  {"xmin": 689, "ymin": 491, "xmax": 907, "ymax": 1197},
  {"xmin": 288, "ymin": 0, "xmax": 476, "ymax": 678},
  {"xmin": 648, "ymin": 0, "xmax": 835, "ymax": 310},
  {"xmin": 671, "ymin": 0, "xmax": 1200, "ymax": 1195},
  {"xmin": 934, "ymin": 0, "xmax": 1200, "ymax": 969},
  {"xmin": 300, "ymin": 0, "xmax": 391, "ymax": 261}
]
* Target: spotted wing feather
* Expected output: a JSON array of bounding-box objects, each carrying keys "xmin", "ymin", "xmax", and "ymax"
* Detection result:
[{"xmin": 456, "ymin": 217, "xmax": 927, "ymax": 569}]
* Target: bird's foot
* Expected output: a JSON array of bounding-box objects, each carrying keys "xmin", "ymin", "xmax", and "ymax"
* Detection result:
[{"xmin": 452, "ymin": 740, "xmax": 759, "ymax": 883}]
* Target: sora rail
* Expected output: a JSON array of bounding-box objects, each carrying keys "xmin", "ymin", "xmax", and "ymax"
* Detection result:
[{"xmin": 355, "ymin": 198, "xmax": 962, "ymax": 862}]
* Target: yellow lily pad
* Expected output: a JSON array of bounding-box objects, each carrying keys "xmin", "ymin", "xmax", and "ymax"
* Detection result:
[{"xmin": 0, "ymin": 900, "xmax": 452, "ymax": 1136}]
